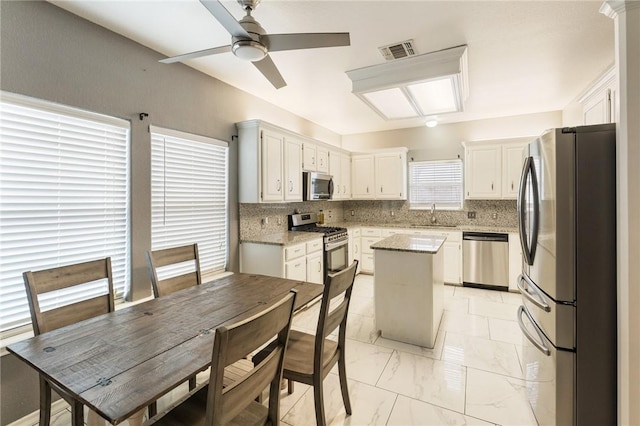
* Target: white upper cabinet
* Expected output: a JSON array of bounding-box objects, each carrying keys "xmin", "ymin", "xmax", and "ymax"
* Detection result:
[
  {"xmin": 579, "ymin": 67, "xmax": 617, "ymax": 125},
  {"xmin": 237, "ymin": 120, "xmax": 303, "ymax": 203},
  {"xmin": 303, "ymin": 141, "xmax": 317, "ymax": 171},
  {"xmin": 375, "ymin": 151, "xmax": 407, "ymax": 199},
  {"xmin": 502, "ymin": 143, "xmax": 527, "ymax": 199},
  {"xmin": 351, "ymin": 154, "xmax": 375, "ymax": 199},
  {"xmin": 284, "ymin": 137, "xmax": 303, "ymax": 201},
  {"xmin": 340, "ymin": 152, "xmax": 351, "ymax": 199},
  {"xmin": 464, "ymin": 140, "xmax": 528, "ymax": 200},
  {"xmin": 352, "ymin": 149, "xmax": 407, "ymax": 200},
  {"xmin": 465, "ymin": 144, "xmax": 502, "ymax": 199},
  {"xmin": 316, "ymin": 146, "xmax": 329, "ymax": 173},
  {"xmin": 329, "ymin": 150, "xmax": 342, "ymax": 198}
]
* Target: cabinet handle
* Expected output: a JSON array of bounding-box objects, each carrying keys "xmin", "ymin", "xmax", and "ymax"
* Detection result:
[
  {"xmin": 511, "ymin": 182, "xmax": 514, "ymax": 190},
  {"xmin": 366, "ymin": 186, "xmax": 369, "ymax": 193},
  {"xmin": 318, "ymin": 261, "xmax": 321, "ymax": 272},
  {"xmin": 289, "ymin": 180, "xmax": 293, "ymax": 192},
  {"xmin": 491, "ymin": 182, "xmax": 494, "ymax": 190},
  {"xmin": 343, "ymin": 185, "xmax": 346, "ymax": 194},
  {"xmin": 380, "ymin": 186, "xmax": 383, "ymax": 193}
]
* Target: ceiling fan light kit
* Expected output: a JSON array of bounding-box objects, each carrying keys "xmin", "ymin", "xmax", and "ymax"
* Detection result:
[
  {"xmin": 346, "ymin": 45, "xmax": 469, "ymax": 121},
  {"xmin": 160, "ymin": 0, "xmax": 350, "ymax": 89}
]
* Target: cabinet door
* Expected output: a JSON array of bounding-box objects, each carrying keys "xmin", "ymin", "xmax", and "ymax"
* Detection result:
[
  {"xmin": 329, "ymin": 150, "xmax": 342, "ymax": 199},
  {"xmin": 502, "ymin": 143, "xmax": 526, "ymax": 199},
  {"xmin": 351, "ymin": 155, "xmax": 374, "ymax": 199},
  {"xmin": 375, "ymin": 153, "xmax": 399, "ymax": 199},
  {"xmin": 465, "ymin": 145, "xmax": 501, "ymax": 199},
  {"xmin": 340, "ymin": 153, "xmax": 351, "ymax": 199},
  {"xmin": 285, "ymin": 258, "xmax": 307, "ymax": 281},
  {"xmin": 306, "ymin": 252, "xmax": 324, "ymax": 284},
  {"xmin": 317, "ymin": 146, "xmax": 329, "ymax": 173},
  {"xmin": 443, "ymin": 241, "xmax": 461, "ymax": 284},
  {"xmin": 303, "ymin": 142, "xmax": 316, "ymax": 171},
  {"xmin": 261, "ymin": 129, "xmax": 284, "ymax": 202},
  {"xmin": 284, "ymin": 137, "xmax": 302, "ymax": 201}
]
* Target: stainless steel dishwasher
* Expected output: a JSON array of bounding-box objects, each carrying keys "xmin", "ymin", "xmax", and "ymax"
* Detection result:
[{"xmin": 462, "ymin": 232, "xmax": 509, "ymax": 291}]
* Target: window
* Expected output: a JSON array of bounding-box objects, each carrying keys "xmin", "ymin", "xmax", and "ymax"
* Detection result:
[
  {"xmin": 0, "ymin": 92, "xmax": 130, "ymax": 333},
  {"xmin": 409, "ymin": 159, "xmax": 463, "ymax": 210},
  {"xmin": 150, "ymin": 127, "xmax": 228, "ymax": 278}
]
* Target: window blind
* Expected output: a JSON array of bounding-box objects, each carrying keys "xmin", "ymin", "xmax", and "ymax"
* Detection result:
[
  {"xmin": 0, "ymin": 93, "xmax": 130, "ymax": 332},
  {"xmin": 409, "ymin": 159, "xmax": 463, "ymax": 210},
  {"xmin": 150, "ymin": 127, "xmax": 228, "ymax": 278}
]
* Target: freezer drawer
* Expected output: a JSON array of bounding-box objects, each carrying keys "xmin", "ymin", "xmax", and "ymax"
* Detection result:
[
  {"xmin": 518, "ymin": 305, "xmax": 575, "ymax": 426},
  {"xmin": 517, "ymin": 274, "xmax": 575, "ymax": 350}
]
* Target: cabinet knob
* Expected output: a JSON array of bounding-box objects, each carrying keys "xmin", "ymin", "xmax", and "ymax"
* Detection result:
[
  {"xmin": 289, "ymin": 180, "xmax": 293, "ymax": 192},
  {"xmin": 277, "ymin": 179, "xmax": 281, "ymax": 192}
]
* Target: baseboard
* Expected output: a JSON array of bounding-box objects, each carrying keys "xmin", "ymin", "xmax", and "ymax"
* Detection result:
[{"xmin": 7, "ymin": 399, "xmax": 68, "ymax": 426}]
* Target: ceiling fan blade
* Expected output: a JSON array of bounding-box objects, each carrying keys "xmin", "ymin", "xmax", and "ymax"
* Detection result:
[
  {"xmin": 263, "ymin": 33, "xmax": 351, "ymax": 52},
  {"xmin": 159, "ymin": 45, "xmax": 232, "ymax": 64},
  {"xmin": 199, "ymin": 0, "xmax": 251, "ymax": 39},
  {"xmin": 253, "ymin": 55, "xmax": 286, "ymax": 89}
]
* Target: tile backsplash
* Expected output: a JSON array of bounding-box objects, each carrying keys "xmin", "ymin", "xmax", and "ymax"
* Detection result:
[{"xmin": 240, "ymin": 199, "xmax": 516, "ymax": 238}]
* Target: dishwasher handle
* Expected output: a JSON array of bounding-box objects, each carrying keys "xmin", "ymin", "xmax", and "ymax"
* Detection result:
[{"xmin": 463, "ymin": 232, "xmax": 508, "ymax": 242}]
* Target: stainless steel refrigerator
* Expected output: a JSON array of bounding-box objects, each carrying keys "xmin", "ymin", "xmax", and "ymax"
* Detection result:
[{"xmin": 516, "ymin": 124, "xmax": 617, "ymax": 425}]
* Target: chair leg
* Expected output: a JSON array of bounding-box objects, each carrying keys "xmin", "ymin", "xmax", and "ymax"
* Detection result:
[
  {"xmin": 70, "ymin": 400, "xmax": 84, "ymax": 426},
  {"xmin": 287, "ymin": 379, "xmax": 294, "ymax": 395},
  {"xmin": 338, "ymin": 355, "xmax": 352, "ymax": 415},
  {"xmin": 39, "ymin": 377, "xmax": 51, "ymax": 426},
  {"xmin": 313, "ymin": 378, "xmax": 326, "ymax": 426}
]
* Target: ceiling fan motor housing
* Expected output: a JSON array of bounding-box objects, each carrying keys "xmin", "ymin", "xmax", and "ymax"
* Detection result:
[{"xmin": 232, "ymin": 14, "xmax": 267, "ymax": 61}]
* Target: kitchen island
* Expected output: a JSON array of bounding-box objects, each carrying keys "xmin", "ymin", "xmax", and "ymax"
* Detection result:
[{"xmin": 371, "ymin": 234, "xmax": 445, "ymax": 348}]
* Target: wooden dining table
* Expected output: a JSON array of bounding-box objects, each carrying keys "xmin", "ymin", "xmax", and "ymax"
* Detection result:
[{"xmin": 7, "ymin": 273, "xmax": 323, "ymax": 426}]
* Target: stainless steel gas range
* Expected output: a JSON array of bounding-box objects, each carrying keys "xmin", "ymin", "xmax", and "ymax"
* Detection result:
[{"xmin": 288, "ymin": 212, "xmax": 349, "ymax": 277}]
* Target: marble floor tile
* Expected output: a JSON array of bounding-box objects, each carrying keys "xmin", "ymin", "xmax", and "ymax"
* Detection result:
[
  {"xmin": 443, "ymin": 284, "xmax": 456, "ymax": 297},
  {"xmin": 442, "ymin": 332, "xmax": 523, "ymax": 379},
  {"xmin": 376, "ymin": 350, "xmax": 467, "ymax": 413},
  {"xmin": 501, "ymin": 290, "xmax": 523, "ymax": 305},
  {"xmin": 439, "ymin": 311, "xmax": 490, "ymax": 339},
  {"xmin": 352, "ymin": 275, "xmax": 374, "ymax": 299},
  {"xmin": 346, "ymin": 312, "xmax": 380, "ymax": 344},
  {"xmin": 278, "ymin": 382, "xmax": 312, "ymax": 417},
  {"xmin": 331, "ymin": 339, "xmax": 394, "ymax": 385},
  {"xmin": 489, "ymin": 317, "xmax": 525, "ymax": 346},
  {"xmin": 444, "ymin": 295, "xmax": 470, "ymax": 313},
  {"xmin": 465, "ymin": 368, "xmax": 538, "ymax": 426},
  {"xmin": 292, "ymin": 303, "xmax": 320, "ymax": 332},
  {"xmin": 282, "ymin": 374, "xmax": 397, "ymax": 425},
  {"xmin": 348, "ymin": 294, "xmax": 375, "ymax": 318},
  {"xmin": 468, "ymin": 297, "xmax": 520, "ymax": 321},
  {"xmin": 387, "ymin": 395, "xmax": 493, "ymax": 426},
  {"xmin": 374, "ymin": 328, "xmax": 445, "ymax": 360},
  {"xmin": 453, "ymin": 286, "xmax": 504, "ymax": 302}
]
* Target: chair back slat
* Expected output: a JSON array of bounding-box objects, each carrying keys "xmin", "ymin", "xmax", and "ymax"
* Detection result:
[
  {"xmin": 146, "ymin": 244, "xmax": 202, "ymax": 298},
  {"xmin": 322, "ymin": 299, "xmax": 349, "ymax": 338},
  {"xmin": 205, "ymin": 291, "xmax": 297, "ymax": 426},
  {"xmin": 23, "ymin": 258, "xmax": 115, "ymax": 336}
]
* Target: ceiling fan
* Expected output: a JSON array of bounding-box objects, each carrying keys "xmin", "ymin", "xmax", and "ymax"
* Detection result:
[{"xmin": 160, "ymin": 0, "xmax": 351, "ymax": 89}]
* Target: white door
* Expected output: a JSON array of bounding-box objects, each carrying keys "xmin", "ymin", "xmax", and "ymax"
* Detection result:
[
  {"xmin": 466, "ymin": 145, "xmax": 501, "ymax": 199},
  {"xmin": 284, "ymin": 137, "xmax": 302, "ymax": 201},
  {"xmin": 261, "ymin": 129, "xmax": 283, "ymax": 202},
  {"xmin": 375, "ymin": 153, "xmax": 403, "ymax": 199},
  {"xmin": 306, "ymin": 252, "xmax": 324, "ymax": 284},
  {"xmin": 351, "ymin": 155, "xmax": 374, "ymax": 199}
]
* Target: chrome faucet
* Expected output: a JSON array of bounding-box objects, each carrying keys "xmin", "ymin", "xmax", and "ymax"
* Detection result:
[{"xmin": 430, "ymin": 203, "xmax": 437, "ymax": 223}]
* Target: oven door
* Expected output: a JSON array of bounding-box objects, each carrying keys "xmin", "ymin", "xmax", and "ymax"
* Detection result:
[{"xmin": 325, "ymin": 239, "xmax": 348, "ymax": 275}]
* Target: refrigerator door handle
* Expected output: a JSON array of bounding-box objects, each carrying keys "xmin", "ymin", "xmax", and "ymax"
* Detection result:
[
  {"xmin": 517, "ymin": 305, "xmax": 551, "ymax": 356},
  {"xmin": 517, "ymin": 274, "xmax": 551, "ymax": 312},
  {"xmin": 517, "ymin": 156, "xmax": 540, "ymax": 265}
]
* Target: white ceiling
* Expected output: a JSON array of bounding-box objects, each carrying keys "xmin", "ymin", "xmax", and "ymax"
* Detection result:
[{"xmin": 49, "ymin": 0, "xmax": 615, "ymax": 135}]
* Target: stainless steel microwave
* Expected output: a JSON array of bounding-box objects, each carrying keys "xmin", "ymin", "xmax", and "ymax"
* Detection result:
[{"xmin": 303, "ymin": 172, "xmax": 334, "ymax": 200}]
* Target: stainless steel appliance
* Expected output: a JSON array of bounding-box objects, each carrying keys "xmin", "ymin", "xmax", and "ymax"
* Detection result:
[
  {"xmin": 288, "ymin": 212, "xmax": 348, "ymax": 276},
  {"xmin": 462, "ymin": 232, "xmax": 509, "ymax": 291},
  {"xmin": 303, "ymin": 172, "xmax": 334, "ymax": 201},
  {"xmin": 516, "ymin": 124, "xmax": 617, "ymax": 425}
]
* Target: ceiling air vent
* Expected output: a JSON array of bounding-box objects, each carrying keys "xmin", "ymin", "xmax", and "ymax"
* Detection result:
[{"xmin": 378, "ymin": 40, "xmax": 416, "ymax": 61}]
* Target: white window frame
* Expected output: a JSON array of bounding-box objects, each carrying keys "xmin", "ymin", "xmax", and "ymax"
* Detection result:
[
  {"xmin": 150, "ymin": 126, "xmax": 229, "ymax": 281},
  {"xmin": 409, "ymin": 159, "xmax": 463, "ymax": 210},
  {"xmin": 0, "ymin": 92, "xmax": 130, "ymax": 334}
]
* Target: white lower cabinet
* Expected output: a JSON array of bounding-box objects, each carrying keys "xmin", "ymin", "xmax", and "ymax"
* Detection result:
[
  {"xmin": 348, "ymin": 228, "xmax": 361, "ymax": 274},
  {"xmin": 508, "ymin": 233, "xmax": 523, "ymax": 291},
  {"xmin": 360, "ymin": 228, "xmax": 382, "ymax": 274},
  {"xmin": 240, "ymin": 237, "xmax": 324, "ymax": 284},
  {"xmin": 441, "ymin": 231, "xmax": 462, "ymax": 284}
]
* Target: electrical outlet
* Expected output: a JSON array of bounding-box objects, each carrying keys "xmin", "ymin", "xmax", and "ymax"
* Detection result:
[
  {"xmin": 492, "ymin": 213, "xmax": 498, "ymax": 220},
  {"xmin": 467, "ymin": 211, "xmax": 476, "ymax": 219},
  {"xmin": 350, "ymin": 210, "xmax": 355, "ymax": 216},
  {"xmin": 261, "ymin": 217, "xmax": 269, "ymax": 226},
  {"xmin": 390, "ymin": 211, "xmax": 395, "ymax": 217},
  {"xmin": 277, "ymin": 217, "xmax": 282, "ymax": 226}
]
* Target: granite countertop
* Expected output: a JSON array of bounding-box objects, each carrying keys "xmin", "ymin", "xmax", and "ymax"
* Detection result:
[
  {"xmin": 241, "ymin": 231, "xmax": 323, "ymax": 246},
  {"xmin": 371, "ymin": 234, "xmax": 446, "ymax": 254},
  {"xmin": 332, "ymin": 221, "xmax": 518, "ymax": 234}
]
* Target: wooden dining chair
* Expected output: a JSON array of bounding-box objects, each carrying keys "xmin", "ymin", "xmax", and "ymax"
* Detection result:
[
  {"xmin": 23, "ymin": 258, "xmax": 115, "ymax": 426},
  {"xmin": 147, "ymin": 290, "xmax": 298, "ymax": 426},
  {"xmin": 254, "ymin": 260, "xmax": 359, "ymax": 426},
  {"xmin": 145, "ymin": 243, "xmax": 202, "ymax": 298}
]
